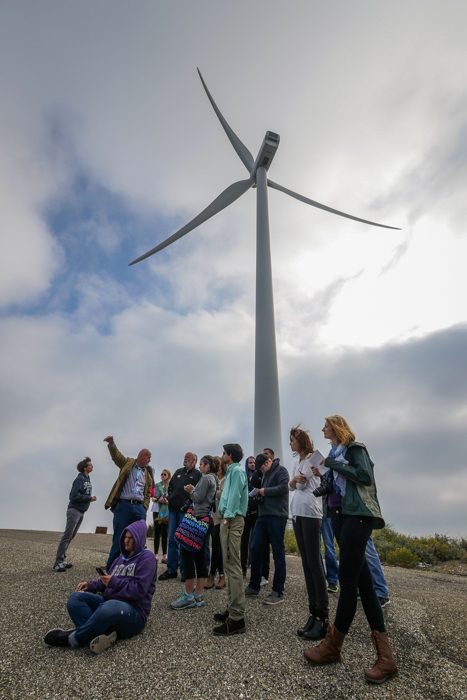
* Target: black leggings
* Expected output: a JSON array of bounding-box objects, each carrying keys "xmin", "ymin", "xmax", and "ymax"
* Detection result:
[
  {"xmin": 153, "ymin": 517, "xmax": 168, "ymax": 556},
  {"xmin": 293, "ymin": 516, "xmax": 328, "ymax": 614},
  {"xmin": 180, "ymin": 526, "xmax": 211, "ymax": 580},
  {"xmin": 332, "ymin": 514, "xmax": 385, "ymax": 634}
]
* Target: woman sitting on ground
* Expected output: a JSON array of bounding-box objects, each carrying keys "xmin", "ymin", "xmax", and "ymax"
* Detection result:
[
  {"xmin": 170, "ymin": 455, "xmax": 217, "ymax": 609},
  {"xmin": 305, "ymin": 415, "xmax": 397, "ymax": 685},
  {"xmin": 44, "ymin": 519, "xmax": 157, "ymax": 654}
]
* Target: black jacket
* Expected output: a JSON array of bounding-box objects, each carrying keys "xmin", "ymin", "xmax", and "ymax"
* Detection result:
[
  {"xmin": 167, "ymin": 467, "xmax": 201, "ymax": 512},
  {"xmin": 258, "ymin": 459, "xmax": 289, "ymax": 518}
]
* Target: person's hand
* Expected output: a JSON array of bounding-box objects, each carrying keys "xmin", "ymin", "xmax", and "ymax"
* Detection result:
[
  {"xmin": 311, "ymin": 466, "xmax": 321, "ymax": 477},
  {"xmin": 184, "ymin": 484, "xmax": 194, "ymax": 493},
  {"xmin": 296, "ymin": 474, "xmax": 307, "ymax": 484},
  {"xmin": 103, "ymin": 435, "xmax": 114, "ymax": 444},
  {"xmin": 100, "ymin": 575, "xmax": 112, "ymax": 587},
  {"xmin": 258, "ymin": 488, "xmax": 265, "ymax": 497},
  {"xmin": 223, "ymin": 518, "xmax": 230, "ymax": 527},
  {"xmin": 90, "ymin": 496, "xmax": 97, "ymax": 502},
  {"xmin": 75, "ymin": 581, "xmax": 88, "ymax": 591}
]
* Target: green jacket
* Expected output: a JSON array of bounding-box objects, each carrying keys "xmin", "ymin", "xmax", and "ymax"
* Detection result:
[
  {"xmin": 219, "ymin": 462, "xmax": 248, "ymax": 519},
  {"xmin": 324, "ymin": 442, "xmax": 384, "ymax": 529},
  {"xmin": 104, "ymin": 442, "xmax": 155, "ymax": 511}
]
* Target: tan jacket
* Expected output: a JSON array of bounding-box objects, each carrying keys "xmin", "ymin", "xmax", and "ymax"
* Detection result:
[{"xmin": 104, "ymin": 442, "xmax": 155, "ymax": 511}]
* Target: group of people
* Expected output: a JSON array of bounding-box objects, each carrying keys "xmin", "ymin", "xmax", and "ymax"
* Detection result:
[{"xmin": 44, "ymin": 416, "xmax": 397, "ymax": 684}]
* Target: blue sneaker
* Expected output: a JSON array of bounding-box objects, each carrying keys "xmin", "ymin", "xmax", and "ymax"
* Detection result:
[
  {"xmin": 170, "ymin": 592, "xmax": 196, "ymax": 610},
  {"xmin": 194, "ymin": 593, "xmax": 206, "ymax": 607}
]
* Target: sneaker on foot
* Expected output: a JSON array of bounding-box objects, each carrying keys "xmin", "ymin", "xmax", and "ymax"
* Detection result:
[
  {"xmin": 212, "ymin": 617, "xmax": 246, "ymax": 636},
  {"xmin": 260, "ymin": 576, "xmax": 269, "ymax": 587},
  {"xmin": 327, "ymin": 582, "xmax": 339, "ymax": 594},
  {"xmin": 158, "ymin": 570, "xmax": 177, "ymax": 581},
  {"xmin": 64, "ymin": 563, "xmax": 73, "ymax": 569},
  {"xmin": 52, "ymin": 563, "xmax": 67, "ymax": 572},
  {"xmin": 194, "ymin": 593, "xmax": 206, "ymax": 607},
  {"xmin": 90, "ymin": 630, "xmax": 117, "ymax": 654},
  {"xmin": 213, "ymin": 609, "xmax": 229, "ymax": 622},
  {"xmin": 44, "ymin": 628, "xmax": 72, "ymax": 647},
  {"xmin": 245, "ymin": 585, "xmax": 260, "ymax": 597},
  {"xmin": 263, "ymin": 591, "xmax": 284, "ymax": 605},
  {"xmin": 378, "ymin": 597, "xmax": 391, "ymax": 608},
  {"xmin": 170, "ymin": 592, "xmax": 196, "ymax": 609}
]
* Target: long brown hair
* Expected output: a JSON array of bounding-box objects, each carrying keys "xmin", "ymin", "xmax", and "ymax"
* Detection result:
[{"xmin": 289, "ymin": 426, "xmax": 314, "ymax": 457}]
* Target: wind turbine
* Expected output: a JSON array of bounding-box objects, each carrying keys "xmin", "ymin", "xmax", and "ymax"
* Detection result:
[{"xmin": 130, "ymin": 69, "xmax": 400, "ymax": 458}]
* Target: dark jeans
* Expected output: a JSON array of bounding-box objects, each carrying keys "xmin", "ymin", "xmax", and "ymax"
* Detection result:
[
  {"xmin": 67, "ymin": 592, "xmax": 145, "ymax": 646},
  {"xmin": 241, "ymin": 513, "xmax": 270, "ymax": 578},
  {"xmin": 293, "ymin": 516, "xmax": 328, "ymax": 614},
  {"xmin": 249, "ymin": 515, "xmax": 287, "ymax": 595},
  {"xmin": 153, "ymin": 517, "xmax": 168, "ymax": 556},
  {"xmin": 167, "ymin": 511, "xmax": 185, "ymax": 575},
  {"xmin": 332, "ymin": 514, "xmax": 385, "ymax": 634},
  {"xmin": 107, "ymin": 500, "xmax": 146, "ymax": 569},
  {"xmin": 209, "ymin": 523, "xmax": 224, "ymax": 576}
]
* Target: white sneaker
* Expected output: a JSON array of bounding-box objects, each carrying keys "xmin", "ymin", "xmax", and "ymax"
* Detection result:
[
  {"xmin": 260, "ymin": 576, "xmax": 269, "ymax": 587},
  {"xmin": 89, "ymin": 630, "xmax": 117, "ymax": 654}
]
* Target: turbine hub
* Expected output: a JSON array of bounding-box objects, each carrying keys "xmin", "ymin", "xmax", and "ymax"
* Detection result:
[{"xmin": 251, "ymin": 131, "xmax": 280, "ymax": 176}]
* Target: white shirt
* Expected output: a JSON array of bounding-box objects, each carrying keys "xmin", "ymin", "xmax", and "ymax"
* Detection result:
[{"xmin": 289, "ymin": 454, "xmax": 323, "ymax": 519}]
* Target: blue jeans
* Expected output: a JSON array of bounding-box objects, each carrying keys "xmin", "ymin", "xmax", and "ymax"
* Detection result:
[
  {"xmin": 365, "ymin": 537, "xmax": 389, "ymax": 598},
  {"xmin": 249, "ymin": 516, "xmax": 287, "ymax": 595},
  {"xmin": 67, "ymin": 592, "xmax": 145, "ymax": 646},
  {"xmin": 167, "ymin": 511, "xmax": 185, "ymax": 575},
  {"xmin": 106, "ymin": 500, "xmax": 146, "ymax": 569},
  {"xmin": 321, "ymin": 517, "xmax": 339, "ymax": 585}
]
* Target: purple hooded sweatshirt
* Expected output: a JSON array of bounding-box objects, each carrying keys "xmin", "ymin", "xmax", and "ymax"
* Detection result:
[{"xmin": 86, "ymin": 519, "xmax": 157, "ymax": 622}]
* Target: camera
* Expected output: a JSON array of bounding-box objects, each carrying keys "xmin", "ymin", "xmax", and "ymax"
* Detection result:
[{"xmin": 313, "ymin": 474, "xmax": 332, "ymax": 498}]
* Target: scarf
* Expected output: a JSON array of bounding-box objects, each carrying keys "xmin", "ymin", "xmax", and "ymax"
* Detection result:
[{"xmin": 328, "ymin": 443, "xmax": 348, "ymax": 497}]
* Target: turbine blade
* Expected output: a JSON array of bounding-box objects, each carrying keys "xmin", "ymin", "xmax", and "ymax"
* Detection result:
[
  {"xmin": 267, "ymin": 179, "xmax": 401, "ymax": 230},
  {"xmin": 129, "ymin": 178, "xmax": 253, "ymax": 265},
  {"xmin": 197, "ymin": 68, "xmax": 255, "ymax": 172}
]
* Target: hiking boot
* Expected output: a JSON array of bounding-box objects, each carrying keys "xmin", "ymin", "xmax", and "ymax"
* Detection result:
[
  {"xmin": 52, "ymin": 563, "xmax": 67, "ymax": 572},
  {"xmin": 297, "ymin": 614, "xmax": 315, "ymax": 637},
  {"xmin": 378, "ymin": 597, "xmax": 391, "ymax": 609},
  {"xmin": 44, "ymin": 628, "xmax": 72, "ymax": 647},
  {"xmin": 213, "ymin": 617, "xmax": 246, "ymax": 636},
  {"xmin": 213, "ymin": 609, "xmax": 229, "ymax": 622},
  {"xmin": 90, "ymin": 630, "xmax": 117, "ymax": 655},
  {"xmin": 215, "ymin": 575, "xmax": 226, "ymax": 589},
  {"xmin": 304, "ymin": 624, "xmax": 345, "ymax": 665},
  {"xmin": 327, "ymin": 582, "xmax": 339, "ymax": 594},
  {"xmin": 245, "ymin": 585, "xmax": 260, "ymax": 597},
  {"xmin": 170, "ymin": 592, "xmax": 196, "ymax": 609},
  {"xmin": 158, "ymin": 570, "xmax": 177, "ymax": 581},
  {"xmin": 364, "ymin": 630, "xmax": 398, "ymax": 684}
]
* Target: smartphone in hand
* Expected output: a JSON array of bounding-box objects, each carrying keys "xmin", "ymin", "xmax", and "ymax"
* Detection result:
[{"xmin": 96, "ymin": 567, "xmax": 107, "ymax": 576}]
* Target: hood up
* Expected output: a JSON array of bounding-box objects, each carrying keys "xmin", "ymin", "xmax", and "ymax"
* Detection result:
[{"xmin": 119, "ymin": 519, "xmax": 147, "ymax": 557}]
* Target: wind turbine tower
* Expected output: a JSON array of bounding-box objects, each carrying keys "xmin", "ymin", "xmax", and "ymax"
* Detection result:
[{"xmin": 130, "ymin": 69, "xmax": 399, "ymax": 459}]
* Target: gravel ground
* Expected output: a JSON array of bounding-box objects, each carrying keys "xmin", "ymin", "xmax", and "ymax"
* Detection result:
[{"xmin": 0, "ymin": 529, "xmax": 466, "ymax": 700}]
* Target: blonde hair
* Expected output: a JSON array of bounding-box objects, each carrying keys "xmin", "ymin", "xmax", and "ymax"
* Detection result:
[
  {"xmin": 160, "ymin": 468, "xmax": 172, "ymax": 481},
  {"xmin": 325, "ymin": 415, "xmax": 356, "ymax": 446}
]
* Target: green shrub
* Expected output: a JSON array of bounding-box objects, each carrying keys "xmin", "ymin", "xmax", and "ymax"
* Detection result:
[
  {"xmin": 284, "ymin": 528, "xmax": 299, "ymax": 554},
  {"xmin": 386, "ymin": 547, "xmax": 420, "ymax": 568}
]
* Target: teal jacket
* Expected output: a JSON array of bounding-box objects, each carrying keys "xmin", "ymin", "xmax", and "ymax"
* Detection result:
[
  {"xmin": 154, "ymin": 481, "xmax": 169, "ymax": 520},
  {"xmin": 324, "ymin": 442, "xmax": 385, "ymax": 529},
  {"xmin": 219, "ymin": 462, "xmax": 248, "ymax": 519}
]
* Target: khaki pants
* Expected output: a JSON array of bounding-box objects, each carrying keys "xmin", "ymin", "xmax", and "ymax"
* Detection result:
[{"xmin": 220, "ymin": 515, "xmax": 245, "ymax": 621}]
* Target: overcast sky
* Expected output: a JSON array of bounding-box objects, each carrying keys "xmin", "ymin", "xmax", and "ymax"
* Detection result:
[{"xmin": 1, "ymin": 1, "xmax": 466, "ymax": 538}]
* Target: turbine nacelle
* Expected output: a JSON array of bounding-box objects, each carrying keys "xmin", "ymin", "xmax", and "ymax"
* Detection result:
[{"xmin": 251, "ymin": 131, "xmax": 280, "ymax": 178}]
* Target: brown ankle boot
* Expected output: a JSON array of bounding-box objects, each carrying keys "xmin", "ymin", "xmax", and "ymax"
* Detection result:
[
  {"xmin": 215, "ymin": 574, "xmax": 226, "ymax": 589},
  {"xmin": 304, "ymin": 624, "xmax": 345, "ymax": 665},
  {"xmin": 204, "ymin": 574, "xmax": 215, "ymax": 590},
  {"xmin": 364, "ymin": 630, "xmax": 398, "ymax": 684}
]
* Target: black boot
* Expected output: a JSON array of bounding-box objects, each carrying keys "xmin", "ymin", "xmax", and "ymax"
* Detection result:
[
  {"xmin": 303, "ymin": 608, "xmax": 329, "ymax": 640},
  {"xmin": 44, "ymin": 628, "xmax": 72, "ymax": 647},
  {"xmin": 213, "ymin": 617, "xmax": 246, "ymax": 636},
  {"xmin": 213, "ymin": 609, "xmax": 229, "ymax": 622},
  {"xmin": 297, "ymin": 613, "xmax": 315, "ymax": 637}
]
